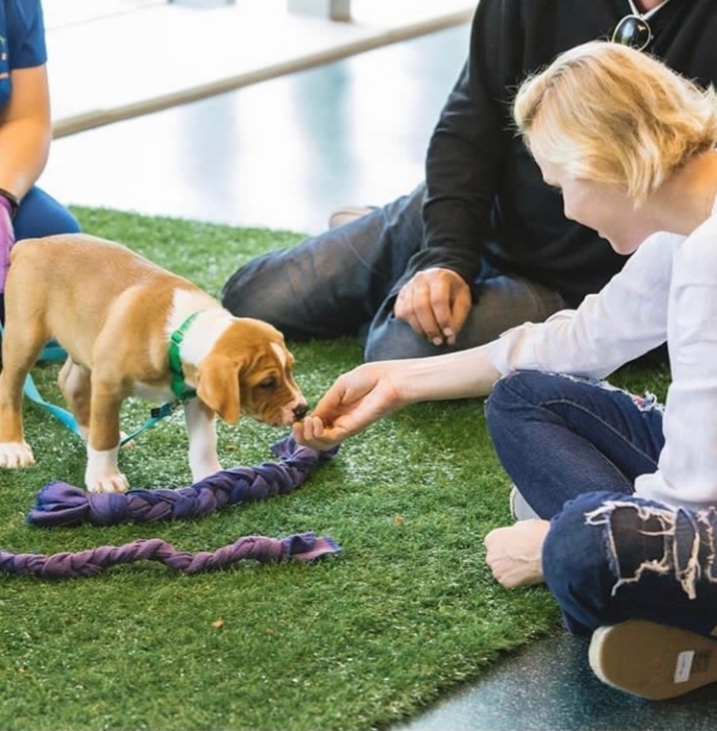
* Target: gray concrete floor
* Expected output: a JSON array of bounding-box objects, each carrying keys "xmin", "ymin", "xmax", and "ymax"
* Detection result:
[
  {"xmin": 40, "ymin": 23, "xmax": 717, "ymax": 730},
  {"xmin": 392, "ymin": 632, "xmax": 717, "ymax": 731}
]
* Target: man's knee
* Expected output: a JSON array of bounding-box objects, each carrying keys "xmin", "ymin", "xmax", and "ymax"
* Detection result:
[
  {"xmin": 364, "ymin": 314, "xmax": 454, "ymax": 361},
  {"xmin": 220, "ymin": 250, "xmax": 320, "ymax": 340},
  {"xmin": 220, "ymin": 254, "xmax": 274, "ymax": 316}
]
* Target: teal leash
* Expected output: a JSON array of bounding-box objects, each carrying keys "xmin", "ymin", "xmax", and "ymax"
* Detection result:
[
  {"xmin": 18, "ymin": 366, "xmax": 86, "ymax": 439},
  {"xmin": 0, "ymin": 313, "xmax": 202, "ymax": 445},
  {"xmin": 0, "ymin": 321, "xmax": 84, "ymax": 438},
  {"xmin": 38, "ymin": 341, "xmax": 68, "ymax": 361}
]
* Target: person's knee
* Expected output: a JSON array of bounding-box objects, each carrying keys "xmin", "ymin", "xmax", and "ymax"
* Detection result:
[
  {"xmin": 221, "ymin": 274, "xmax": 304, "ymax": 337},
  {"xmin": 220, "ymin": 251, "xmax": 303, "ymax": 324},
  {"xmin": 364, "ymin": 315, "xmax": 448, "ymax": 361},
  {"xmin": 46, "ymin": 207, "xmax": 81, "ymax": 235},
  {"xmin": 220, "ymin": 256, "xmax": 270, "ymax": 316},
  {"xmin": 222, "ymin": 247, "xmax": 367, "ymax": 341},
  {"xmin": 485, "ymin": 372, "xmax": 522, "ymax": 417},
  {"xmin": 14, "ymin": 188, "xmax": 81, "ymax": 239},
  {"xmin": 485, "ymin": 370, "xmax": 554, "ymax": 434}
]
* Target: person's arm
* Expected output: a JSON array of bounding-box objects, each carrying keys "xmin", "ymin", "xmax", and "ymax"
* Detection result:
[
  {"xmin": 413, "ymin": 0, "xmax": 519, "ymax": 284},
  {"xmin": 0, "ymin": 63, "xmax": 52, "ymax": 199},
  {"xmin": 293, "ymin": 343, "xmax": 501, "ymax": 450},
  {"xmin": 395, "ymin": 0, "xmax": 578, "ymax": 345},
  {"xmin": 634, "ymin": 222, "xmax": 717, "ymax": 510},
  {"xmin": 296, "ymin": 232, "xmax": 675, "ymax": 450},
  {"xmin": 391, "ymin": 0, "xmax": 521, "ymax": 345},
  {"xmin": 0, "ymin": 62, "xmax": 52, "ymax": 291},
  {"xmin": 490, "ymin": 232, "xmax": 675, "ymax": 379}
]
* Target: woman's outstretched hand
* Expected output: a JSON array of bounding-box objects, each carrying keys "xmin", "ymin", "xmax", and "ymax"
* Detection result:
[{"xmin": 292, "ymin": 362, "xmax": 406, "ymax": 450}]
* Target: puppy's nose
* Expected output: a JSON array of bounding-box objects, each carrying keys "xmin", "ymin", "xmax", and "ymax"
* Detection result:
[{"xmin": 293, "ymin": 403, "xmax": 309, "ymax": 422}]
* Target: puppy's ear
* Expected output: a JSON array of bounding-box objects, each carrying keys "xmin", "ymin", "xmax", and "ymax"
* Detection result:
[{"xmin": 195, "ymin": 354, "xmax": 241, "ymax": 425}]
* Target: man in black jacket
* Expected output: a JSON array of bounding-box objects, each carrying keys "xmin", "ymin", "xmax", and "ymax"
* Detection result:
[{"xmin": 221, "ymin": 0, "xmax": 717, "ymax": 361}]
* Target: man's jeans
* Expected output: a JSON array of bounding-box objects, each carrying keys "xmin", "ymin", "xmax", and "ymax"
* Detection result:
[
  {"xmin": 485, "ymin": 370, "xmax": 717, "ymax": 638},
  {"xmin": 221, "ymin": 183, "xmax": 566, "ymax": 361}
]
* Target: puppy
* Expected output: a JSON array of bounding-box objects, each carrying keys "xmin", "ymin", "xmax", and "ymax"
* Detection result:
[{"xmin": 0, "ymin": 233, "xmax": 308, "ymax": 493}]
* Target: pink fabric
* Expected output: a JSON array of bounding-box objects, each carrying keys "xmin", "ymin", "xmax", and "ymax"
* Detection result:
[{"xmin": 0, "ymin": 194, "xmax": 14, "ymax": 293}]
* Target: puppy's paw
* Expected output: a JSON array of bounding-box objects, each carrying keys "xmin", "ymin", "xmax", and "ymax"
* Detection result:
[
  {"xmin": 85, "ymin": 472, "xmax": 130, "ymax": 494},
  {"xmin": 190, "ymin": 459, "xmax": 223, "ymax": 483},
  {"xmin": 85, "ymin": 445, "xmax": 128, "ymax": 492},
  {"xmin": 0, "ymin": 441, "xmax": 36, "ymax": 469}
]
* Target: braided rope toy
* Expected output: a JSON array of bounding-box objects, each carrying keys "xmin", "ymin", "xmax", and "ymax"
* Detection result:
[
  {"xmin": 28, "ymin": 435, "xmax": 338, "ymax": 527},
  {"xmin": 0, "ymin": 532, "xmax": 341, "ymax": 580},
  {"xmin": 1, "ymin": 436, "xmax": 342, "ymax": 580}
]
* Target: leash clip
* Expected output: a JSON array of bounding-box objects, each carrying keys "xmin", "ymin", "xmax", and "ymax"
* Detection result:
[{"xmin": 150, "ymin": 402, "xmax": 176, "ymax": 419}]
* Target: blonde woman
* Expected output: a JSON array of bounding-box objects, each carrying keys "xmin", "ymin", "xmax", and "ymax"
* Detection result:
[{"xmin": 293, "ymin": 41, "xmax": 717, "ymax": 700}]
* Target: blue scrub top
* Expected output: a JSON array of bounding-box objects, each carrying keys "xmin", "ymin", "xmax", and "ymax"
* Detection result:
[{"xmin": 0, "ymin": 0, "xmax": 47, "ymax": 110}]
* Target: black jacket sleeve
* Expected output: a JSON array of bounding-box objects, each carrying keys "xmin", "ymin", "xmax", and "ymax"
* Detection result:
[
  {"xmin": 401, "ymin": 0, "xmax": 717, "ymax": 306},
  {"xmin": 408, "ymin": 0, "xmax": 527, "ymax": 284},
  {"xmin": 410, "ymin": 0, "xmax": 522, "ymax": 282}
]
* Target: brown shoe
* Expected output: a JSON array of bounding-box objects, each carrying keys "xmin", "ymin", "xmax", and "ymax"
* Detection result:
[
  {"xmin": 589, "ymin": 619, "xmax": 717, "ymax": 699},
  {"xmin": 328, "ymin": 205, "xmax": 376, "ymax": 230}
]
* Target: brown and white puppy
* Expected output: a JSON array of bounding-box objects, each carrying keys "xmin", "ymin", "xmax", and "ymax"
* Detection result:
[{"xmin": 0, "ymin": 233, "xmax": 307, "ymax": 493}]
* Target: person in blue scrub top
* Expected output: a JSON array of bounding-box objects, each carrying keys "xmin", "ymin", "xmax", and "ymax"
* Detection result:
[{"xmin": 0, "ymin": 0, "xmax": 81, "ymax": 325}]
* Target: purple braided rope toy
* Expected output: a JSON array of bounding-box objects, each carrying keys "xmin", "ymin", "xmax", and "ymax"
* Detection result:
[
  {"xmin": 3, "ymin": 436, "xmax": 342, "ymax": 579},
  {"xmin": 27, "ymin": 435, "xmax": 338, "ymax": 528},
  {"xmin": 0, "ymin": 532, "xmax": 341, "ymax": 580}
]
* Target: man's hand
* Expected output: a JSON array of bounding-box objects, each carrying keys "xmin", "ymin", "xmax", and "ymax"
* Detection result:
[
  {"xmin": 394, "ymin": 267, "xmax": 471, "ymax": 346},
  {"xmin": 484, "ymin": 519, "xmax": 551, "ymax": 589}
]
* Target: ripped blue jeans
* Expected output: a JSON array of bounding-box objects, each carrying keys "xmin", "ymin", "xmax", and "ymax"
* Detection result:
[{"xmin": 485, "ymin": 370, "xmax": 717, "ymax": 637}]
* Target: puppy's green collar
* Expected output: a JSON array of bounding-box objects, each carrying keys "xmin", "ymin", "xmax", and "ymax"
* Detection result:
[{"xmin": 168, "ymin": 311, "xmax": 203, "ymax": 400}]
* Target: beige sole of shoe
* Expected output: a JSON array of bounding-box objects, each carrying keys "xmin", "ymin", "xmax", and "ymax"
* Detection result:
[
  {"xmin": 328, "ymin": 206, "xmax": 375, "ymax": 230},
  {"xmin": 589, "ymin": 619, "xmax": 717, "ymax": 700}
]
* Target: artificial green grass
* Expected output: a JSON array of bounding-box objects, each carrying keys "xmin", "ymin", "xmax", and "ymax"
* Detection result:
[{"xmin": 0, "ymin": 207, "xmax": 669, "ymax": 731}]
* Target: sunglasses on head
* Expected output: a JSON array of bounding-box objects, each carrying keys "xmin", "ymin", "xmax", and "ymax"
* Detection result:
[{"xmin": 611, "ymin": 14, "xmax": 653, "ymax": 51}]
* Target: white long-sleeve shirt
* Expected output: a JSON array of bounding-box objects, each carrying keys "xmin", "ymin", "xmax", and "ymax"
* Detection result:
[{"xmin": 487, "ymin": 199, "xmax": 717, "ymax": 510}]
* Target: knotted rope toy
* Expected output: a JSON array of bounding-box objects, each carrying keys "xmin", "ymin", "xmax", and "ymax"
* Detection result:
[
  {"xmin": 2, "ymin": 435, "xmax": 342, "ymax": 580},
  {"xmin": 28, "ymin": 435, "xmax": 338, "ymax": 527},
  {"xmin": 0, "ymin": 532, "xmax": 340, "ymax": 580}
]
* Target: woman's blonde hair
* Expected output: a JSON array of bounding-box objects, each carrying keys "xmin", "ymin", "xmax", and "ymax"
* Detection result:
[{"xmin": 513, "ymin": 41, "xmax": 717, "ymax": 203}]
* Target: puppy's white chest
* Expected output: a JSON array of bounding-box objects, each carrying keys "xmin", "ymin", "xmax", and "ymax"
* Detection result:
[{"xmin": 133, "ymin": 381, "xmax": 176, "ymax": 403}]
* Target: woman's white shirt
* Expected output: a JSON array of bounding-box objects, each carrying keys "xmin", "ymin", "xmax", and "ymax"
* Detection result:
[{"xmin": 487, "ymin": 199, "xmax": 717, "ymax": 510}]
